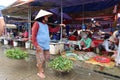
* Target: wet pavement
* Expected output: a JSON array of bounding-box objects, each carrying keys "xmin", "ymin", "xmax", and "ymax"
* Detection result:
[{"xmin": 0, "ymin": 45, "xmax": 120, "ymax": 80}]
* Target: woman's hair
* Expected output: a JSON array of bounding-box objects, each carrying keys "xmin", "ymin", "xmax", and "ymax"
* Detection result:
[{"xmin": 35, "ymin": 16, "xmax": 45, "ymax": 22}]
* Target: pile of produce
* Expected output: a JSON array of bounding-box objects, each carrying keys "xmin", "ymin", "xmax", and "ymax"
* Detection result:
[
  {"xmin": 48, "ymin": 56, "xmax": 73, "ymax": 72},
  {"xmin": 6, "ymin": 48, "xmax": 28, "ymax": 59}
]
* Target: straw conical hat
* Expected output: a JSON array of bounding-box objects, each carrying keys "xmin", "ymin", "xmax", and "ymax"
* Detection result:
[
  {"xmin": 108, "ymin": 36, "xmax": 116, "ymax": 42},
  {"xmin": 35, "ymin": 9, "xmax": 53, "ymax": 20},
  {"xmin": 112, "ymin": 30, "xmax": 119, "ymax": 38}
]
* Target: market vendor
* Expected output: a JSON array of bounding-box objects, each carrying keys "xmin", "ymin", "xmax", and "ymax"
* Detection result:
[
  {"xmin": 77, "ymin": 32, "xmax": 95, "ymax": 51},
  {"xmin": 110, "ymin": 30, "xmax": 120, "ymax": 42},
  {"xmin": 20, "ymin": 28, "xmax": 29, "ymax": 41},
  {"xmin": 98, "ymin": 36, "xmax": 118, "ymax": 57},
  {"xmin": 22, "ymin": 28, "xmax": 28, "ymax": 38}
]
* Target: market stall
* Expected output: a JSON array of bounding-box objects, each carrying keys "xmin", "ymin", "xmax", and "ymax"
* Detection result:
[{"xmin": 1, "ymin": 0, "xmax": 120, "ymax": 79}]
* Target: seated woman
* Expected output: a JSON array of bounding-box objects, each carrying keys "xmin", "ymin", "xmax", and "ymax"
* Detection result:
[
  {"xmin": 77, "ymin": 32, "xmax": 94, "ymax": 51},
  {"xmin": 21, "ymin": 28, "xmax": 29, "ymax": 41},
  {"xmin": 98, "ymin": 36, "xmax": 118, "ymax": 57},
  {"xmin": 22, "ymin": 30, "xmax": 28, "ymax": 38}
]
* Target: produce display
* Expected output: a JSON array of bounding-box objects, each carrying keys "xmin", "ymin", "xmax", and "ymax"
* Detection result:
[
  {"xmin": 94, "ymin": 56, "xmax": 111, "ymax": 63},
  {"xmin": 64, "ymin": 51, "xmax": 96, "ymax": 61},
  {"xmin": 48, "ymin": 56, "xmax": 73, "ymax": 72},
  {"xmin": 5, "ymin": 48, "xmax": 28, "ymax": 59}
]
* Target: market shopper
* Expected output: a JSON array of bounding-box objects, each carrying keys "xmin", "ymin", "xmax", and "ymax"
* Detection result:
[
  {"xmin": 0, "ymin": 10, "xmax": 5, "ymax": 36},
  {"xmin": 32, "ymin": 9, "xmax": 65, "ymax": 78}
]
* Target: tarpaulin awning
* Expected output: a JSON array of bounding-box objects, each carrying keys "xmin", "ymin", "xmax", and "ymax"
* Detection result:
[
  {"xmin": 3, "ymin": 0, "xmax": 120, "ymax": 15},
  {"xmin": 63, "ymin": 0, "xmax": 120, "ymax": 13},
  {"xmin": 0, "ymin": 0, "xmax": 17, "ymax": 10},
  {"xmin": 30, "ymin": 0, "xmax": 120, "ymax": 13},
  {"xmin": 2, "ymin": 0, "xmax": 120, "ymax": 22}
]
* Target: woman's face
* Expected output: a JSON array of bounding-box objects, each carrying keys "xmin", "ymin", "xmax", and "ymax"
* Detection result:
[
  {"xmin": 109, "ymin": 41, "xmax": 114, "ymax": 44},
  {"xmin": 43, "ymin": 16, "xmax": 49, "ymax": 23},
  {"xmin": 83, "ymin": 35, "xmax": 87, "ymax": 38}
]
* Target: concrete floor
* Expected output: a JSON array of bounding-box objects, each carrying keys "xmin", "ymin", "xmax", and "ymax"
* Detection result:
[{"xmin": 0, "ymin": 45, "xmax": 120, "ymax": 80}]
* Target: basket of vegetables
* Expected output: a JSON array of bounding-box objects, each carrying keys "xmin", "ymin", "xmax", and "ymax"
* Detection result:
[
  {"xmin": 5, "ymin": 48, "xmax": 28, "ymax": 59},
  {"xmin": 48, "ymin": 56, "xmax": 73, "ymax": 72}
]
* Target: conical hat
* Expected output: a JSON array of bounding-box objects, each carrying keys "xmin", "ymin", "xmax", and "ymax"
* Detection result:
[
  {"xmin": 112, "ymin": 30, "xmax": 118, "ymax": 38},
  {"xmin": 35, "ymin": 9, "xmax": 53, "ymax": 20},
  {"xmin": 108, "ymin": 36, "xmax": 116, "ymax": 42}
]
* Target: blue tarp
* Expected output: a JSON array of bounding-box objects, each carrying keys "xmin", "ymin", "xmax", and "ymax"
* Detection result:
[
  {"xmin": 30, "ymin": 0, "xmax": 120, "ymax": 13},
  {"xmin": 63, "ymin": 0, "xmax": 120, "ymax": 13}
]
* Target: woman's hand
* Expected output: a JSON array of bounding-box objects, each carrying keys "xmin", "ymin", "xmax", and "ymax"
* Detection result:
[
  {"xmin": 82, "ymin": 47, "xmax": 87, "ymax": 50},
  {"xmin": 113, "ymin": 51, "xmax": 117, "ymax": 54},
  {"xmin": 59, "ymin": 24, "xmax": 66, "ymax": 27},
  {"xmin": 36, "ymin": 45, "xmax": 42, "ymax": 52}
]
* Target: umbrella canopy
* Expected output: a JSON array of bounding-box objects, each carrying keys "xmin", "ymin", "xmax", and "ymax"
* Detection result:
[
  {"xmin": 5, "ymin": 24, "xmax": 17, "ymax": 29},
  {"xmin": 0, "ymin": 0, "xmax": 17, "ymax": 10}
]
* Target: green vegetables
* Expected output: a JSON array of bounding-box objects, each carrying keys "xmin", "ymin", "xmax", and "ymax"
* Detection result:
[
  {"xmin": 48, "ymin": 56, "xmax": 73, "ymax": 72},
  {"xmin": 5, "ymin": 48, "xmax": 28, "ymax": 59}
]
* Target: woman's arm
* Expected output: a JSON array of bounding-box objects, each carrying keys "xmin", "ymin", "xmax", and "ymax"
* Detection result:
[
  {"xmin": 48, "ymin": 23, "xmax": 65, "ymax": 27},
  {"xmin": 85, "ymin": 38, "xmax": 92, "ymax": 49},
  {"xmin": 77, "ymin": 38, "xmax": 83, "ymax": 49},
  {"xmin": 32, "ymin": 22, "xmax": 39, "ymax": 48}
]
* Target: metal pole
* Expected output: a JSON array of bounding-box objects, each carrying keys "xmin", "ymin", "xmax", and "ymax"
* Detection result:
[
  {"xmin": 116, "ymin": 38, "xmax": 120, "ymax": 66},
  {"xmin": 4, "ymin": 16, "xmax": 7, "ymax": 36},
  {"xmin": 60, "ymin": 0, "xmax": 63, "ymax": 41},
  {"xmin": 82, "ymin": 4, "xmax": 84, "ymax": 24},
  {"xmin": 28, "ymin": 5, "xmax": 31, "ymax": 41}
]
